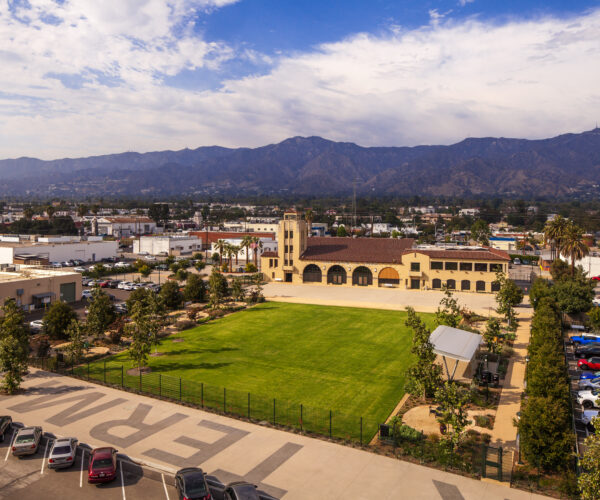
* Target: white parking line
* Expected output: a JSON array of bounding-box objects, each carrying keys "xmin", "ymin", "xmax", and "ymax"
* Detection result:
[
  {"xmin": 40, "ymin": 440, "xmax": 50, "ymax": 474},
  {"xmin": 120, "ymin": 461, "xmax": 126, "ymax": 500},
  {"xmin": 161, "ymin": 473, "xmax": 170, "ymax": 500},
  {"xmin": 4, "ymin": 430, "xmax": 15, "ymax": 461},
  {"xmin": 80, "ymin": 450, "xmax": 85, "ymax": 487}
]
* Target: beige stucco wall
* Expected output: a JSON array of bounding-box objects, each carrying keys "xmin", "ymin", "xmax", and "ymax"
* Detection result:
[{"xmin": 0, "ymin": 272, "xmax": 82, "ymax": 310}]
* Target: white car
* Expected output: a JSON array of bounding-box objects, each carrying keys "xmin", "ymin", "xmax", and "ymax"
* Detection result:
[
  {"xmin": 114, "ymin": 261, "xmax": 129, "ymax": 268},
  {"xmin": 48, "ymin": 437, "xmax": 78, "ymax": 469},
  {"xmin": 577, "ymin": 388, "xmax": 600, "ymax": 409},
  {"xmin": 144, "ymin": 255, "xmax": 156, "ymax": 261},
  {"xmin": 580, "ymin": 377, "xmax": 600, "ymax": 390},
  {"xmin": 29, "ymin": 319, "xmax": 44, "ymax": 333},
  {"xmin": 580, "ymin": 409, "xmax": 600, "ymax": 430},
  {"xmin": 82, "ymin": 290, "xmax": 93, "ymax": 299},
  {"xmin": 73, "ymin": 267, "xmax": 86, "ymax": 273},
  {"xmin": 593, "ymin": 297, "xmax": 600, "ymax": 308},
  {"xmin": 117, "ymin": 281, "xmax": 127, "ymax": 290},
  {"xmin": 123, "ymin": 282, "xmax": 136, "ymax": 291}
]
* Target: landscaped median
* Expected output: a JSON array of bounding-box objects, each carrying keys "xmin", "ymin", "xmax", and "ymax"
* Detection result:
[{"xmin": 32, "ymin": 302, "xmax": 434, "ymax": 444}]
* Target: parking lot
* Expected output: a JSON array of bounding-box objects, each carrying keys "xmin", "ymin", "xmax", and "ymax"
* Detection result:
[{"xmin": 0, "ymin": 430, "xmax": 178, "ymax": 500}]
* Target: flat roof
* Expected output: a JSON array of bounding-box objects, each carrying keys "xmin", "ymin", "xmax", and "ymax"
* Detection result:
[
  {"xmin": 0, "ymin": 240, "xmax": 115, "ymax": 248},
  {"xmin": 0, "ymin": 266, "xmax": 80, "ymax": 283},
  {"xmin": 429, "ymin": 325, "xmax": 483, "ymax": 362}
]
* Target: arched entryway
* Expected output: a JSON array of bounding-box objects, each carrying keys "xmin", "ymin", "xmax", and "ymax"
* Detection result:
[
  {"xmin": 432, "ymin": 278, "xmax": 442, "ymax": 289},
  {"xmin": 378, "ymin": 267, "xmax": 399, "ymax": 287},
  {"xmin": 327, "ymin": 265, "xmax": 347, "ymax": 284},
  {"xmin": 476, "ymin": 280, "xmax": 486, "ymax": 292},
  {"xmin": 303, "ymin": 264, "xmax": 322, "ymax": 283},
  {"xmin": 352, "ymin": 266, "xmax": 373, "ymax": 286},
  {"xmin": 461, "ymin": 280, "xmax": 470, "ymax": 291},
  {"xmin": 446, "ymin": 279, "xmax": 456, "ymax": 290}
]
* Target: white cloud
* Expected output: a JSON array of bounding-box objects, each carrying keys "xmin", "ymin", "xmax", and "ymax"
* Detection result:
[
  {"xmin": 1, "ymin": 5, "xmax": 600, "ymax": 158},
  {"xmin": 458, "ymin": 0, "xmax": 475, "ymax": 7}
]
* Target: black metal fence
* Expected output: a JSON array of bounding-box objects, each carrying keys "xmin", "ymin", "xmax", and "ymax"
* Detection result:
[{"xmin": 29, "ymin": 357, "xmax": 377, "ymax": 445}]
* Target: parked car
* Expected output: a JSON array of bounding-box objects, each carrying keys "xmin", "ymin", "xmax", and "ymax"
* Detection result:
[
  {"xmin": 12, "ymin": 426, "xmax": 42, "ymax": 456},
  {"xmin": 594, "ymin": 297, "xmax": 600, "ymax": 308},
  {"xmin": 579, "ymin": 358, "xmax": 600, "ymax": 371},
  {"xmin": 123, "ymin": 282, "xmax": 136, "ymax": 291},
  {"xmin": 117, "ymin": 281, "xmax": 127, "ymax": 289},
  {"xmin": 51, "ymin": 262, "xmax": 62, "ymax": 268},
  {"xmin": 29, "ymin": 319, "xmax": 44, "ymax": 333},
  {"xmin": 108, "ymin": 280, "xmax": 120, "ymax": 288},
  {"xmin": 74, "ymin": 266, "xmax": 86, "ymax": 273},
  {"xmin": 48, "ymin": 437, "xmax": 78, "ymax": 469},
  {"xmin": 571, "ymin": 334, "xmax": 600, "ymax": 346},
  {"xmin": 98, "ymin": 280, "xmax": 110, "ymax": 288},
  {"xmin": 88, "ymin": 447, "xmax": 118, "ymax": 483},
  {"xmin": 0, "ymin": 416, "xmax": 12, "ymax": 442},
  {"xmin": 114, "ymin": 303, "xmax": 127, "ymax": 314},
  {"xmin": 580, "ymin": 371, "xmax": 600, "ymax": 380},
  {"xmin": 82, "ymin": 290, "xmax": 93, "ymax": 300},
  {"xmin": 207, "ymin": 480, "xmax": 279, "ymax": 500},
  {"xmin": 114, "ymin": 261, "xmax": 129, "ymax": 269},
  {"xmin": 144, "ymin": 255, "xmax": 157, "ymax": 261},
  {"xmin": 579, "ymin": 377, "xmax": 600, "ymax": 390},
  {"xmin": 513, "ymin": 258, "xmax": 521, "ymax": 265},
  {"xmin": 592, "ymin": 276, "xmax": 600, "ymax": 282},
  {"xmin": 575, "ymin": 345, "xmax": 600, "ymax": 359},
  {"xmin": 175, "ymin": 467, "xmax": 212, "ymax": 500},
  {"xmin": 579, "ymin": 409, "xmax": 600, "ymax": 431},
  {"xmin": 577, "ymin": 388, "xmax": 600, "ymax": 409}
]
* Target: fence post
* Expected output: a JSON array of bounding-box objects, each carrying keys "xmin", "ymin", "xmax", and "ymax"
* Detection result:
[
  {"xmin": 499, "ymin": 446, "xmax": 503, "ymax": 482},
  {"xmin": 300, "ymin": 404, "xmax": 303, "ymax": 432},
  {"xmin": 224, "ymin": 388, "xmax": 226, "ymax": 413},
  {"xmin": 159, "ymin": 374, "xmax": 162, "ymax": 397},
  {"xmin": 248, "ymin": 393, "xmax": 250, "ymax": 419},
  {"xmin": 139, "ymin": 370, "xmax": 142, "ymax": 392},
  {"xmin": 201, "ymin": 382, "xmax": 204, "ymax": 407},
  {"xmin": 360, "ymin": 417, "xmax": 363, "ymax": 445},
  {"xmin": 121, "ymin": 365, "xmax": 124, "ymax": 387},
  {"xmin": 179, "ymin": 378, "xmax": 182, "ymax": 401},
  {"xmin": 481, "ymin": 444, "xmax": 486, "ymax": 478},
  {"xmin": 71, "ymin": 361, "xmax": 74, "ymax": 375},
  {"xmin": 329, "ymin": 410, "xmax": 332, "ymax": 438},
  {"xmin": 273, "ymin": 399, "xmax": 276, "ymax": 425},
  {"xmin": 103, "ymin": 361, "xmax": 106, "ymax": 383}
]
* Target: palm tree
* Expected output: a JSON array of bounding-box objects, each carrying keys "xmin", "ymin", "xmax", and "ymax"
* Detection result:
[
  {"xmin": 305, "ymin": 209, "xmax": 314, "ymax": 237},
  {"xmin": 240, "ymin": 235, "xmax": 253, "ymax": 264},
  {"xmin": 46, "ymin": 205, "xmax": 56, "ymax": 219},
  {"xmin": 224, "ymin": 243, "xmax": 235, "ymax": 273},
  {"xmin": 251, "ymin": 236, "xmax": 263, "ymax": 267},
  {"xmin": 233, "ymin": 244, "xmax": 240, "ymax": 265},
  {"xmin": 544, "ymin": 215, "xmax": 569, "ymax": 261},
  {"xmin": 558, "ymin": 222, "xmax": 589, "ymax": 276},
  {"xmin": 214, "ymin": 239, "xmax": 227, "ymax": 266}
]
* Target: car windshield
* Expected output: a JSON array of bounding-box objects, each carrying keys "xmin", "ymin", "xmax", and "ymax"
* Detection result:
[
  {"xmin": 52, "ymin": 446, "xmax": 72, "ymax": 455},
  {"xmin": 184, "ymin": 475, "xmax": 208, "ymax": 496},
  {"xmin": 92, "ymin": 458, "xmax": 113, "ymax": 469},
  {"xmin": 233, "ymin": 484, "xmax": 260, "ymax": 499},
  {"xmin": 15, "ymin": 434, "xmax": 34, "ymax": 444}
]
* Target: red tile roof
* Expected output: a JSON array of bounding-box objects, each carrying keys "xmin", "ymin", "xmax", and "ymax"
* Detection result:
[
  {"xmin": 300, "ymin": 237, "xmax": 415, "ymax": 264},
  {"xmin": 407, "ymin": 248, "xmax": 510, "ymax": 261}
]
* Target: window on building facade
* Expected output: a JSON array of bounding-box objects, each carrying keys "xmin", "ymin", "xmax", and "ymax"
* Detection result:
[
  {"xmin": 460, "ymin": 262, "xmax": 473, "ymax": 271},
  {"xmin": 445, "ymin": 262, "xmax": 458, "ymax": 271},
  {"xmin": 284, "ymin": 230, "xmax": 289, "ymax": 238},
  {"xmin": 289, "ymin": 230, "xmax": 294, "ymax": 238},
  {"xmin": 410, "ymin": 262, "xmax": 420, "ymax": 272},
  {"xmin": 475, "ymin": 263, "xmax": 487, "ymax": 272},
  {"xmin": 490, "ymin": 263, "xmax": 503, "ymax": 272},
  {"xmin": 284, "ymin": 245, "xmax": 289, "ymax": 253},
  {"xmin": 269, "ymin": 259, "xmax": 273, "ymax": 268},
  {"xmin": 274, "ymin": 259, "xmax": 278, "ymax": 267},
  {"xmin": 431, "ymin": 261, "xmax": 443, "ymax": 270}
]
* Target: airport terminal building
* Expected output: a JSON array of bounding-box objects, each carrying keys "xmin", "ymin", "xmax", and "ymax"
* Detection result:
[{"xmin": 261, "ymin": 210, "xmax": 510, "ymax": 293}]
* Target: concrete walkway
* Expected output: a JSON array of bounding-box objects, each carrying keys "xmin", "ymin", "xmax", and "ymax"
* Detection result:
[
  {"xmin": 263, "ymin": 283, "xmax": 530, "ymax": 316},
  {"xmin": 487, "ymin": 315, "xmax": 532, "ymax": 450},
  {"xmin": 0, "ymin": 370, "xmax": 549, "ymax": 500}
]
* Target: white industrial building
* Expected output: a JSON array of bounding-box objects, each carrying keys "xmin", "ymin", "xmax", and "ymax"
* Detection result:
[
  {"xmin": 133, "ymin": 235, "xmax": 202, "ymax": 256},
  {"xmin": 0, "ymin": 237, "xmax": 118, "ymax": 264},
  {"xmin": 96, "ymin": 217, "xmax": 159, "ymax": 237}
]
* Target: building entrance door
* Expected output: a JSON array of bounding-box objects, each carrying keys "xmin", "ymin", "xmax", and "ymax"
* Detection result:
[
  {"xmin": 410, "ymin": 279, "xmax": 420, "ymax": 289},
  {"xmin": 285, "ymin": 272, "xmax": 293, "ymax": 283}
]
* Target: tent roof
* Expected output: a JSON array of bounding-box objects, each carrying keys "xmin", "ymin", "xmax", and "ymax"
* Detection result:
[{"xmin": 429, "ymin": 325, "xmax": 483, "ymax": 362}]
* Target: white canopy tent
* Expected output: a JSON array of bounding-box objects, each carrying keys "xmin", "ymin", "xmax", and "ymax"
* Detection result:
[{"xmin": 429, "ymin": 325, "xmax": 483, "ymax": 381}]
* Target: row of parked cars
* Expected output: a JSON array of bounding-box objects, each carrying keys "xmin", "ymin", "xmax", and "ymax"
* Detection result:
[
  {"xmin": 571, "ymin": 332, "xmax": 600, "ymax": 430},
  {"xmin": 82, "ymin": 278, "xmax": 161, "ymax": 293},
  {"xmin": 5, "ymin": 417, "xmax": 276, "ymax": 499}
]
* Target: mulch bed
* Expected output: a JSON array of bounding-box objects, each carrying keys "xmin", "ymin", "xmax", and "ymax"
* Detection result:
[{"xmin": 126, "ymin": 366, "xmax": 152, "ymax": 376}]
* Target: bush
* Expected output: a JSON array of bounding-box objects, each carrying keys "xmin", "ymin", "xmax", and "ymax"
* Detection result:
[
  {"xmin": 208, "ymin": 309, "xmax": 225, "ymax": 320},
  {"xmin": 175, "ymin": 319, "xmax": 196, "ymax": 331},
  {"xmin": 474, "ymin": 415, "xmax": 494, "ymax": 429},
  {"xmin": 245, "ymin": 262, "xmax": 257, "ymax": 273},
  {"xmin": 394, "ymin": 424, "xmax": 424, "ymax": 443}
]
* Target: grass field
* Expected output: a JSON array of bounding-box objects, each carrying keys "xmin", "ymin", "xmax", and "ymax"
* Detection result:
[{"xmin": 88, "ymin": 302, "xmax": 434, "ymax": 440}]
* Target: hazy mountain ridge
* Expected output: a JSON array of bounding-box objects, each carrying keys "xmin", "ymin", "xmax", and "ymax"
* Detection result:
[{"xmin": 2, "ymin": 129, "xmax": 600, "ymax": 198}]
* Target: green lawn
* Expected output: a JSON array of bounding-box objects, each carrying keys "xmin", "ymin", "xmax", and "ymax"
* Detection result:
[{"xmin": 87, "ymin": 302, "xmax": 434, "ymax": 440}]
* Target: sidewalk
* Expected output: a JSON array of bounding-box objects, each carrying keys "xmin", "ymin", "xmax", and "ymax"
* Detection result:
[
  {"xmin": 488, "ymin": 313, "xmax": 531, "ymax": 450},
  {"xmin": 0, "ymin": 369, "xmax": 549, "ymax": 500}
]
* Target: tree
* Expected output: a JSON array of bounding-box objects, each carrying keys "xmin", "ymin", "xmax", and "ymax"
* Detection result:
[
  {"xmin": 214, "ymin": 239, "xmax": 227, "ymax": 266},
  {"xmin": 127, "ymin": 301, "xmax": 152, "ymax": 371},
  {"xmin": 139, "ymin": 264, "xmax": 152, "ymax": 279},
  {"xmin": 208, "ymin": 268, "xmax": 228, "ymax": 309},
  {"xmin": 86, "ymin": 288, "xmax": 115, "ymax": 338},
  {"xmin": 65, "ymin": 319, "xmax": 85, "ymax": 364},
  {"xmin": 435, "ymin": 287, "xmax": 462, "ymax": 328},
  {"xmin": 77, "ymin": 204, "xmax": 88, "ymax": 217},
  {"xmin": 184, "ymin": 274, "xmax": 206, "ymax": 302},
  {"xmin": 551, "ymin": 277, "xmax": 594, "ymax": 315},
  {"xmin": 251, "ymin": 236, "xmax": 263, "ymax": 267},
  {"xmin": 245, "ymin": 262, "xmax": 257, "ymax": 273},
  {"xmin": 404, "ymin": 307, "xmax": 443, "ymax": 399},
  {"xmin": 470, "ymin": 219, "xmax": 490, "ymax": 245},
  {"xmin": 483, "ymin": 317, "xmax": 502, "ymax": 354},
  {"xmin": 559, "ymin": 221, "xmax": 590, "ymax": 276},
  {"xmin": 494, "ymin": 272, "xmax": 523, "ymax": 328},
  {"xmin": 579, "ymin": 416, "xmax": 600, "ymax": 500},
  {"xmin": 529, "ymin": 278, "xmax": 551, "ymax": 310},
  {"xmin": 0, "ymin": 300, "xmax": 29, "ymax": 394},
  {"xmin": 230, "ymin": 277, "xmax": 245, "ymax": 302},
  {"xmin": 544, "ymin": 215, "xmax": 569, "ymax": 261},
  {"xmin": 159, "ymin": 280, "xmax": 183, "ymax": 310},
  {"xmin": 305, "ymin": 209, "xmax": 314, "ymax": 235},
  {"xmin": 224, "ymin": 243, "xmax": 235, "ymax": 272},
  {"xmin": 240, "ymin": 235, "xmax": 253, "ymax": 264},
  {"xmin": 127, "ymin": 287, "xmax": 153, "ymax": 312},
  {"xmin": 434, "ymin": 382, "xmax": 471, "ymax": 446},
  {"xmin": 518, "ymin": 396, "xmax": 573, "ymax": 472},
  {"xmin": 336, "ymin": 225, "xmax": 347, "ymax": 237},
  {"xmin": 589, "ymin": 307, "xmax": 600, "ymax": 332},
  {"xmin": 148, "ymin": 203, "xmax": 170, "ymax": 226},
  {"xmin": 43, "ymin": 301, "xmax": 78, "ymax": 340}
]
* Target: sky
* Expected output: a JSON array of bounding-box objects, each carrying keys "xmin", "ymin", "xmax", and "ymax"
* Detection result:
[{"xmin": 1, "ymin": 0, "xmax": 600, "ymax": 159}]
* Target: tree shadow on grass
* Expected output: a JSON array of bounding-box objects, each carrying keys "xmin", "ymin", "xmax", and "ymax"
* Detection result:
[
  {"xmin": 162, "ymin": 347, "xmax": 239, "ymax": 356},
  {"xmin": 159, "ymin": 361, "xmax": 233, "ymax": 371}
]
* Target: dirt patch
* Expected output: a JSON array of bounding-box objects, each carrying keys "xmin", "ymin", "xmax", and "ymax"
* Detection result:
[
  {"xmin": 149, "ymin": 352, "xmax": 165, "ymax": 357},
  {"xmin": 172, "ymin": 338, "xmax": 184, "ymax": 343},
  {"xmin": 126, "ymin": 366, "xmax": 152, "ymax": 376}
]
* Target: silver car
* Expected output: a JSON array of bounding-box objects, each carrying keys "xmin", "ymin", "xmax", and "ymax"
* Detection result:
[
  {"xmin": 48, "ymin": 437, "xmax": 78, "ymax": 469},
  {"xmin": 12, "ymin": 426, "xmax": 42, "ymax": 456}
]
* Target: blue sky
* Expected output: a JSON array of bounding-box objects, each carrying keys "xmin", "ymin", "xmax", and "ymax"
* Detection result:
[{"xmin": 0, "ymin": 0, "xmax": 599, "ymax": 158}]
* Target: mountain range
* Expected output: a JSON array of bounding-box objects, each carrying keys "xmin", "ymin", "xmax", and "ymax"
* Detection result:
[{"xmin": 2, "ymin": 129, "xmax": 600, "ymax": 199}]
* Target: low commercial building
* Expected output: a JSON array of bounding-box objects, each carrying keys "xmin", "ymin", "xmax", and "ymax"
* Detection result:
[
  {"xmin": 261, "ymin": 210, "xmax": 510, "ymax": 293},
  {"xmin": 133, "ymin": 235, "xmax": 202, "ymax": 256},
  {"xmin": 0, "ymin": 238, "xmax": 118, "ymax": 264},
  {"xmin": 489, "ymin": 236, "xmax": 517, "ymax": 252},
  {"xmin": 0, "ymin": 265, "xmax": 81, "ymax": 310},
  {"xmin": 96, "ymin": 217, "xmax": 158, "ymax": 237}
]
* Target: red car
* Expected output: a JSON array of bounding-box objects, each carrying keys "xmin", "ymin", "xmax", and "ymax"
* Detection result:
[
  {"xmin": 98, "ymin": 280, "xmax": 110, "ymax": 288},
  {"xmin": 592, "ymin": 276, "xmax": 600, "ymax": 281},
  {"xmin": 88, "ymin": 447, "xmax": 118, "ymax": 483},
  {"xmin": 578, "ymin": 357, "xmax": 600, "ymax": 370}
]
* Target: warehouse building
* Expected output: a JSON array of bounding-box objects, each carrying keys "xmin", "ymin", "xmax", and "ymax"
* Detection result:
[{"xmin": 0, "ymin": 237, "xmax": 118, "ymax": 264}]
